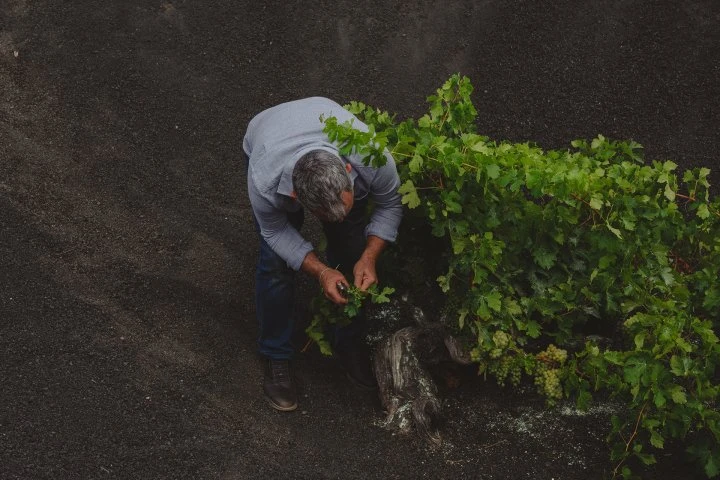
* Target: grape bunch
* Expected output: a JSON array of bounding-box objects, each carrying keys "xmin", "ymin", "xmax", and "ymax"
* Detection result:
[
  {"xmin": 536, "ymin": 344, "xmax": 568, "ymax": 366},
  {"xmin": 489, "ymin": 354, "xmax": 523, "ymax": 387},
  {"xmin": 532, "ymin": 345, "xmax": 568, "ymax": 404},
  {"xmin": 534, "ymin": 367, "xmax": 563, "ymax": 403},
  {"xmin": 492, "ymin": 330, "xmax": 510, "ymax": 349}
]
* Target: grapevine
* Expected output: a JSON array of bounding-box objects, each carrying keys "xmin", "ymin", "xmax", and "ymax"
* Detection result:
[{"xmin": 316, "ymin": 75, "xmax": 720, "ymax": 478}]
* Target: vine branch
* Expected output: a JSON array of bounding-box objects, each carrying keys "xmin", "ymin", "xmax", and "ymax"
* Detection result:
[{"xmin": 611, "ymin": 403, "xmax": 648, "ymax": 479}]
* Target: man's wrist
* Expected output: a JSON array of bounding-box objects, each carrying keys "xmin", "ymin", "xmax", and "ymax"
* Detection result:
[
  {"xmin": 360, "ymin": 235, "xmax": 386, "ymax": 263},
  {"xmin": 318, "ymin": 265, "xmax": 332, "ymax": 284}
]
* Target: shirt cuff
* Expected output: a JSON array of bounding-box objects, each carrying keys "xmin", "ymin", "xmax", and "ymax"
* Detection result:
[{"xmin": 365, "ymin": 221, "xmax": 398, "ymax": 243}]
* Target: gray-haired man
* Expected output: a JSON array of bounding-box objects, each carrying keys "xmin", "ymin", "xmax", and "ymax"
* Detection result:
[{"xmin": 243, "ymin": 97, "xmax": 403, "ymax": 411}]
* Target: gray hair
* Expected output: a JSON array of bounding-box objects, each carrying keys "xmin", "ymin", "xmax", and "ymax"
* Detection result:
[{"xmin": 292, "ymin": 150, "xmax": 352, "ymax": 222}]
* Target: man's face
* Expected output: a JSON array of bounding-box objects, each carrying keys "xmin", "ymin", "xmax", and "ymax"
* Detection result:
[{"xmin": 340, "ymin": 190, "xmax": 354, "ymax": 217}]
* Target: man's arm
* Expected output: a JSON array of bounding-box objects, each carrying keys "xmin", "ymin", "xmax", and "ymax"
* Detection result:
[
  {"xmin": 248, "ymin": 178, "xmax": 313, "ymax": 271},
  {"xmin": 351, "ymin": 152, "xmax": 402, "ymax": 291},
  {"xmin": 364, "ymin": 153, "xmax": 403, "ymax": 243}
]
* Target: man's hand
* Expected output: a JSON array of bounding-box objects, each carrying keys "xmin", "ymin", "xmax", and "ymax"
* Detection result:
[
  {"xmin": 352, "ymin": 235, "xmax": 387, "ymax": 291},
  {"xmin": 320, "ymin": 267, "xmax": 349, "ymax": 305},
  {"xmin": 301, "ymin": 252, "xmax": 349, "ymax": 305},
  {"xmin": 353, "ymin": 257, "xmax": 377, "ymax": 291}
]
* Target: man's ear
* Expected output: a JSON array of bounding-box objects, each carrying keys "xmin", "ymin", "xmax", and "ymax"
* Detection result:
[{"xmin": 345, "ymin": 163, "xmax": 352, "ymax": 173}]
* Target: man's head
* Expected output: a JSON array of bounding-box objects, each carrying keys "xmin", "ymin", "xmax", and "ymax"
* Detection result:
[{"xmin": 292, "ymin": 150, "xmax": 353, "ymax": 222}]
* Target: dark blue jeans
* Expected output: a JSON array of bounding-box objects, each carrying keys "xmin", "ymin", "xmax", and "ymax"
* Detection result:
[{"xmin": 254, "ymin": 198, "xmax": 369, "ymax": 360}]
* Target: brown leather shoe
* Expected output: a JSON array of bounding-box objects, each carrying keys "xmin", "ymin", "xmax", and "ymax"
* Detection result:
[{"xmin": 263, "ymin": 359, "xmax": 298, "ymax": 411}]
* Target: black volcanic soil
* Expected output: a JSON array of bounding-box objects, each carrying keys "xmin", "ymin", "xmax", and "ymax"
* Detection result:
[{"xmin": 2, "ymin": 1, "xmax": 718, "ymax": 478}]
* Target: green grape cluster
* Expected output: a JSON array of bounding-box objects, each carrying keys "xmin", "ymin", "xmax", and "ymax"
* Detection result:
[
  {"xmin": 492, "ymin": 330, "xmax": 510, "ymax": 349},
  {"xmin": 488, "ymin": 354, "xmax": 523, "ymax": 387},
  {"xmin": 533, "ymin": 345, "xmax": 567, "ymax": 404},
  {"xmin": 534, "ymin": 367, "xmax": 563, "ymax": 403},
  {"xmin": 536, "ymin": 344, "xmax": 568, "ymax": 365}
]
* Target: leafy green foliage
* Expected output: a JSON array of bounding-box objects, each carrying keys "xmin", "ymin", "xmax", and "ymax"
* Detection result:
[
  {"xmin": 319, "ymin": 74, "xmax": 720, "ymax": 478},
  {"xmin": 306, "ymin": 284, "xmax": 395, "ymax": 355}
]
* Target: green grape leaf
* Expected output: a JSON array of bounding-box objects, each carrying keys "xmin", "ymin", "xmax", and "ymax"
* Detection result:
[
  {"xmin": 443, "ymin": 192, "xmax": 463, "ymax": 213},
  {"xmin": 697, "ymin": 204, "xmax": 710, "ymax": 219},
  {"xmin": 590, "ymin": 196, "xmax": 604, "ymax": 210},
  {"xmin": 606, "ymin": 222, "xmax": 623, "ymax": 239},
  {"xmin": 533, "ymin": 248, "xmax": 557, "ymax": 270},
  {"xmin": 650, "ymin": 431, "xmax": 665, "ymax": 449},
  {"xmin": 373, "ymin": 286, "xmax": 395, "ymax": 304},
  {"xmin": 344, "ymin": 303, "xmax": 360, "ymax": 318},
  {"xmin": 398, "ymin": 180, "xmax": 421, "ymax": 208},
  {"xmin": 670, "ymin": 386, "xmax": 687, "ymax": 404},
  {"xmin": 437, "ymin": 274, "xmax": 451, "ymax": 293},
  {"xmin": 526, "ymin": 320, "xmax": 541, "ymax": 338},
  {"xmin": 485, "ymin": 291, "xmax": 502, "ymax": 312},
  {"xmin": 664, "ymin": 183, "xmax": 676, "ymax": 202},
  {"xmin": 705, "ymin": 456, "xmax": 719, "ymax": 478},
  {"xmin": 486, "ymin": 164, "xmax": 500, "ymax": 179},
  {"xmin": 503, "ymin": 298, "xmax": 523, "ymax": 316},
  {"xmin": 623, "ymin": 359, "xmax": 647, "ymax": 385},
  {"xmin": 409, "ymin": 154, "xmax": 424, "ymax": 173}
]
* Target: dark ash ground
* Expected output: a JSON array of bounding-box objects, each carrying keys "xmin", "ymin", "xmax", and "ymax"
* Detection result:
[{"xmin": 2, "ymin": 1, "xmax": 719, "ymax": 478}]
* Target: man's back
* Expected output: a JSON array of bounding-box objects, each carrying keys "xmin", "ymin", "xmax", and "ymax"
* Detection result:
[{"xmin": 243, "ymin": 96, "xmax": 362, "ymax": 160}]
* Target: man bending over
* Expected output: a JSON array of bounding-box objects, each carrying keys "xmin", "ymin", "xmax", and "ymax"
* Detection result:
[{"xmin": 243, "ymin": 97, "xmax": 402, "ymax": 411}]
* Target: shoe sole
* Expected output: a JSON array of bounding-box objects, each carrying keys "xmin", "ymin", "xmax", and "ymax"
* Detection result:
[{"xmin": 266, "ymin": 397, "xmax": 298, "ymax": 412}]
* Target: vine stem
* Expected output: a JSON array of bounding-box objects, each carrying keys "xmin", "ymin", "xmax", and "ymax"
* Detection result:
[
  {"xmin": 675, "ymin": 193, "xmax": 697, "ymax": 202},
  {"xmin": 438, "ymin": 87, "xmax": 461, "ymax": 132},
  {"xmin": 663, "ymin": 193, "xmax": 720, "ymax": 217},
  {"xmin": 570, "ymin": 193, "xmax": 606, "ymax": 224},
  {"xmin": 390, "ymin": 150, "xmax": 413, "ymax": 158},
  {"xmin": 570, "ymin": 193, "xmax": 595, "ymax": 209},
  {"xmin": 611, "ymin": 402, "xmax": 648, "ymax": 479},
  {"xmin": 300, "ymin": 338, "xmax": 313, "ymax": 353},
  {"xmin": 389, "ymin": 148, "xmax": 441, "ymax": 164}
]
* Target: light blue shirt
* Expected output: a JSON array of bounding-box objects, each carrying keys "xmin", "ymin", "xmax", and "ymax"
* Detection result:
[{"xmin": 243, "ymin": 97, "xmax": 402, "ymax": 271}]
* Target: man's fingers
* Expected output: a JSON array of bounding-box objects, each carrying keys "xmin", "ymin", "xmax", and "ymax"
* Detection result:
[
  {"xmin": 361, "ymin": 276, "xmax": 376, "ymax": 291},
  {"xmin": 323, "ymin": 288, "xmax": 347, "ymax": 304},
  {"xmin": 322, "ymin": 269, "xmax": 349, "ymax": 304},
  {"xmin": 333, "ymin": 291, "xmax": 349, "ymax": 304},
  {"xmin": 354, "ymin": 272, "xmax": 376, "ymax": 291}
]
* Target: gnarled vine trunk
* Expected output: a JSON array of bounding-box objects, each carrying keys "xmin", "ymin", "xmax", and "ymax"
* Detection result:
[{"xmin": 371, "ymin": 304, "xmax": 471, "ymax": 444}]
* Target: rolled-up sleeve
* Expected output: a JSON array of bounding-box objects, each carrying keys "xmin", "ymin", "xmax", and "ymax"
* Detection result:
[
  {"xmin": 248, "ymin": 177, "xmax": 313, "ymax": 271},
  {"xmin": 365, "ymin": 152, "xmax": 403, "ymax": 242}
]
